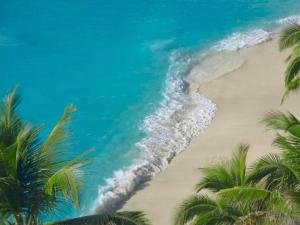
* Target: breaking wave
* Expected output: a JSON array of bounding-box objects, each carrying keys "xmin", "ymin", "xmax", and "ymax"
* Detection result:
[
  {"xmin": 90, "ymin": 50, "xmax": 216, "ymax": 214},
  {"xmin": 89, "ymin": 13, "xmax": 300, "ymax": 215},
  {"xmin": 213, "ymin": 29, "xmax": 271, "ymax": 51}
]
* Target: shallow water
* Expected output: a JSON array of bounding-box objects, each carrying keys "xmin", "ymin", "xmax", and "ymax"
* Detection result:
[{"xmin": 1, "ymin": 0, "xmax": 300, "ymax": 220}]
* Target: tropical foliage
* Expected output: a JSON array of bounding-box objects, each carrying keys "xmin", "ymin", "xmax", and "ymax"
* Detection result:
[
  {"xmin": 0, "ymin": 87, "xmax": 151, "ymax": 225},
  {"xmin": 47, "ymin": 211, "xmax": 151, "ymax": 225},
  {"xmin": 253, "ymin": 111, "xmax": 300, "ymax": 191},
  {"xmin": 174, "ymin": 23, "xmax": 300, "ymax": 225},
  {"xmin": 175, "ymin": 144, "xmax": 298, "ymax": 225},
  {"xmin": 279, "ymin": 24, "xmax": 300, "ymax": 102}
]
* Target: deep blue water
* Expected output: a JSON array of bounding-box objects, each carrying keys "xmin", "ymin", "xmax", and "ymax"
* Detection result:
[{"xmin": 1, "ymin": 0, "xmax": 300, "ymax": 221}]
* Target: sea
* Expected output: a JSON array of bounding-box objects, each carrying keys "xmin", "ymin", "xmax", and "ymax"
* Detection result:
[{"xmin": 1, "ymin": 0, "xmax": 300, "ymax": 221}]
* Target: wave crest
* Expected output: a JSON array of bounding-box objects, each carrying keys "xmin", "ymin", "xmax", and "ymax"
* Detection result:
[
  {"xmin": 89, "ymin": 13, "xmax": 300, "ymax": 215},
  {"xmin": 277, "ymin": 15, "xmax": 300, "ymax": 25},
  {"xmin": 213, "ymin": 29, "xmax": 271, "ymax": 51},
  {"xmin": 90, "ymin": 50, "xmax": 216, "ymax": 214}
]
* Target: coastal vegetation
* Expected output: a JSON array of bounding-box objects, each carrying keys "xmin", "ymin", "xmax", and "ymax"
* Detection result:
[
  {"xmin": 175, "ymin": 143, "xmax": 299, "ymax": 224},
  {"xmin": 3, "ymin": 21, "xmax": 300, "ymax": 225},
  {"xmin": 279, "ymin": 24, "xmax": 300, "ymax": 102},
  {"xmin": 0, "ymin": 87, "xmax": 151, "ymax": 225},
  {"xmin": 175, "ymin": 24, "xmax": 300, "ymax": 225}
]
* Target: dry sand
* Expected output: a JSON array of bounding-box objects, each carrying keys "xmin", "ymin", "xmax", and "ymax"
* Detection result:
[{"xmin": 122, "ymin": 39, "xmax": 300, "ymax": 225}]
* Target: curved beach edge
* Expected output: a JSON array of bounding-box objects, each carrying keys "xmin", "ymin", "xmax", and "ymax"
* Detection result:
[{"xmin": 121, "ymin": 37, "xmax": 300, "ymax": 225}]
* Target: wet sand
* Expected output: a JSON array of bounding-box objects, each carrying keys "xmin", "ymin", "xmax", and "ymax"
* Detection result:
[{"xmin": 122, "ymin": 39, "xmax": 300, "ymax": 225}]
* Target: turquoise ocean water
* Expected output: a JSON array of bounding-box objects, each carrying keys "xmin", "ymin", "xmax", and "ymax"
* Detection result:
[{"xmin": 2, "ymin": 0, "xmax": 300, "ymax": 220}]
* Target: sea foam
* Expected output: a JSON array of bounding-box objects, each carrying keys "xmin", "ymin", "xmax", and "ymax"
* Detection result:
[
  {"xmin": 90, "ymin": 14, "xmax": 300, "ymax": 215},
  {"xmin": 213, "ymin": 29, "xmax": 271, "ymax": 51},
  {"xmin": 277, "ymin": 15, "xmax": 300, "ymax": 25},
  {"xmin": 91, "ymin": 50, "xmax": 216, "ymax": 214}
]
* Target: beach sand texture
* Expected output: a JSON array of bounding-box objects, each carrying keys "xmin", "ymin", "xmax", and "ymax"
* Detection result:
[{"xmin": 122, "ymin": 39, "xmax": 300, "ymax": 225}]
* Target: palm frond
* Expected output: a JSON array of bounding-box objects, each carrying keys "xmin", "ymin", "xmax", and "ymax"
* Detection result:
[
  {"xmin": 284, "ymin": 77, "xmax": 300, "ymax": 103},
  {"xmin": 40, "ymin": 105, "xmax": 77, "ymax": 170},
  {"xmin": 279, "ymin": 24, "xmax": 300, "ymax": 51},
  {"xmin": 175, "ymin": 195, "xmax": 245, "ymax": 225},
  {"xmin": 0, "ymin": 86, "xmax": 21, "ymax": 128},
  {"xmin": 0, "ymin": 89, "xmax": 99, "ymax": 224},
  {"xmin": 196, "ymin": 144, "xmax": 250, "ymax": 193},
  {"xmin": 274, "ymin": 133, "xmax": 300, "ymax": 153},
  {"xmin": 248, "ymin": 153, "xmax": 298, "ymax": 190},
  {"xmin": 46, "ymin": 211, "xmax": 151, "ymax": 225},
  {"xmin": 286, "ymin": 45, "xmax": 300, "ymax": 63},
  {"xmin": 262, "ymin": 111, "xmax": 299, "ymax": 132},
  {"xmin": 174, "ymin": 195, "xmax": 219, "ymax": 225},
  {"xmin": 192, "ymin": 210, "xmax": 237, "ymax": 225},
  {"xmin": 281, "ymin": 89, "xmax": 290, "ymax": 104},
  {"xmin": 240, "ymin": 190, "xmax": 297, "ymax": 224},
  {"xmin": 287, "ymin": 191, "xmax": 300, "ymax": 208},
  {"xmin": 196, "ymin": 164, "xmax": 234, "ymax": 193},
  {"xmin": 279, "ymin": 24, "xmax": 300, "ymax": 102},
  {"xmin": 112, "ymin": 212, "xmax": 152, "ymax": 225},
  {"xmin": 234, "ymin": 211, "xmax": 294, "ymax": 225},
  {"xmin": 44, "ymin": 163, "xmax": 82, "ymax": 208},
  {"xmin": 230, "ymin": 144, "xmax": 249, "ymax": 186},
  {"xmin": 44, "ymin": 149, "xmax": 91, "ymax": 208},
  {"xmin": 284, "ymin": 56, "xmax": 300, "ymax": 86},
  {"xmin": 217, "ymin": 187, "xmax": 270, "ymax": 201},
  {"xmin": 0, "ymin": 86, "xmax": 23, "ymax": 147}
]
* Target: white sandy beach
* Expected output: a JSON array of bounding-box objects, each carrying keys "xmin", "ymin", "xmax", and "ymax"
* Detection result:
[{"xmin": 122, "ymin": 39, "xmax": 300, "ymax": 225}]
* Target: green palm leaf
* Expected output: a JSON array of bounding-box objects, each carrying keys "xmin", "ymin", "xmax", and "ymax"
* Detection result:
[
  {"xmin": 196, "ymin": 164, "xmax": 235, "ymax": 193},
  {"xmin": 278, "ymin": 24, "xmax": 300, "ymax": 101},
  {"xmin": 175, "ymin": 195, "xmax": 243, "ymax": 225},
  {"xmin": 284, "ymin": 56, "xmax": 300, "ymax": 86},
  {"xmin": 40, "ymin": 105, "xmax": 77, "ymax": 170},
  {"xmin": 283, "ymin": 77, "xmax": 300, "ymax": 103},
  {"xmin": 217, "ymin": 187, "xmax": 270, "ymax": 201},
  {"xmin": 44, "ymin": 162, "xmax": 83, "ymax": 208},
  {"xmin": 175, "ymin": 195, "xmax": 220, "ymax": 225},
  {"xmin": 234, "ymin": 211, "xmax": 293, "ymax": 225},
  {"xmin": 262, "ymin": 111, "xmax": 299, "ymax": 131},
  {"xmin": 286, "ymin": 45, "xmax": 300, "ymax": 62},
  {"xmin": 192, "ymin": 210, "xmax": 236, "ymax": 225},
  {"xmin": 0, "ymin": 86, "xmax": 23, "ymax": 147},
  {"xmin": 274, "ymin": 133, "xmax": 300, "ymax": 153},
  {"xmin": 279, "ymin": 24, "xmax": 300, "ymax": 51},
  {"xmin": 230, "ymin": 144, "xmax": 249, "ymax": 186},
  {"xmin": 39, "ymin": 105, "xmax": 91, "ymax": 208},
  {"xmin": 0, "ymin": 87, "xmax": 152, "ymax": 225},
  {"xmin": 44, "ymin": 150, "xmax": 91, "ymax": 208},
  {"xmin": 47, "ymin": 211, "xmax": 151, "ymax": 225},
  {"xmin": 196, "ymin": 144, "xmax": 250, "ymax": 193},
  {"xmin": 249, "ymin": 153, "xmax": 299, "ymax": 191}
]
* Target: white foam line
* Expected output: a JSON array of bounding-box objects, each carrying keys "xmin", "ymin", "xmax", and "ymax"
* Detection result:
[
  {"xmin": 277, "ymin": 15, "xmax": 300, "ymax": 25},
  {"xmin": 90, "ymin": 50, "xmax": 216, "ymax": 214},
  {"xmin": 89, "ymin": 13, "xmax": 300, "ymax": 215},
  {"xmin": 213, "ymin": 29, "xmax": 271, "ymax": 51}
]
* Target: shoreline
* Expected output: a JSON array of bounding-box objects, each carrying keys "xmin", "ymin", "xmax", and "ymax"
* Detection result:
[
  {"xmin": 121, "ymin": 38, "xmax": 300, "ymax": 225},
  {"xmin": 91, "ymin": 14, "xmax": 300, "ymax": 216},
  {"xmin": 91, "ymin": 28, "xmax": 273, "ymax": 215}
]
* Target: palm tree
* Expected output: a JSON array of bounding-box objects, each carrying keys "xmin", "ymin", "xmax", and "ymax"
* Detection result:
[
  {"xmin": 196, "ymin": 144, "xmax": 251, "ymax": 193},
  {"xmin": 47, "ymin": 211, "xmax": 151, "ymax": 225},
  {"xmin": 175, "ymin": 195, "xmax": 245, "ymax": 225},
  {"xmin": 0, "ymin": 87, "xmax": 151, "ymax": 225},
  {"xmin": 175, "ymin": 193, "xmax": 293, "ymax": 225},
  {"xmin": 279, "ymin": 24, "xmax": 300, "ymax": 102},
  {"xmin": 249, "ymin": 112, "xmax": 300, "ymax": 192},
  {"xmin": 174, "ymin": 23, "xmax": 300, "ymax": 225},
  {"xmin": 175, "ymin": 145, "xmax": 296, "ymax": 225}
]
